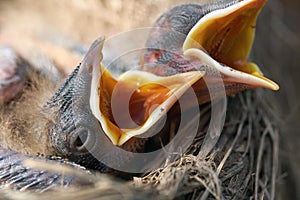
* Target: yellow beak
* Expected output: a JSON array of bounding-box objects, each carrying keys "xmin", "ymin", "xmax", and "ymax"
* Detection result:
[
  {"xmin": 90, "ymin": 62, "xmax": 204, "ymax": 146},
  {"xmin": 88, "ymin": 0, "xmax": 279, "ymax": 146},
  {"xmin": 183, "ymin": 0, "xmax": 279, "ymax": 91}
]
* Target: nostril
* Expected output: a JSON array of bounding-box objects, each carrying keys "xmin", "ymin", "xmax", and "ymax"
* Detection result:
[{"xmin": 74, "ymin": 130, "xmax": 89, "ymax": 151}]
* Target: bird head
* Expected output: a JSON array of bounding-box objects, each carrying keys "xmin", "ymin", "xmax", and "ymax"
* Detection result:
[{"xmin": 143, "ymin": 0, "xmax": 279, "ymax": 103}]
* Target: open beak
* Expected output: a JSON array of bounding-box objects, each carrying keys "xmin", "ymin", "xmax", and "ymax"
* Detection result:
[
  {"xmin": 83, "ymin": 0, "xmax": 279, "ymax": 146},
  {"xmin": 88, "ymin": 39, "xmax": 204, "ymax": 146},
  {"xmin": 183, "ymin": 0, "xmax": 279, "ymax": 91}
]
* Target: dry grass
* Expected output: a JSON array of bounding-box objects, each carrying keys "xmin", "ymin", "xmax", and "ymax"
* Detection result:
[{"xmin": 0, "ymin": 90, "xmax": 279, "ymax": 199}]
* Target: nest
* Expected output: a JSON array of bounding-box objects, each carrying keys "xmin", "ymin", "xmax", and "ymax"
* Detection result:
[
  {"xmin": 0, "ymin": 0, "xmax": 283, "ymax": 199},
  {"xmin": 0, "ymin": 90, "xmax": 279, "ymax": 200}
]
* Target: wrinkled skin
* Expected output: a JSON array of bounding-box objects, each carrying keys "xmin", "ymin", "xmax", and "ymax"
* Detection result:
[
  {"xmin": 0, "ymin": 147, "xmax": 84, "ymax": 191},
  {"xmin": 143, "ymin": 0, "xmax": 238, "ymax": 74}
]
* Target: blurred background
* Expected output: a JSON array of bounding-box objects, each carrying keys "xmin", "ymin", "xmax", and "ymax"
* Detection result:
[
  {"xmin": 253, "ymin": 0, "xmax": 300, "ymax": 199},
  {"xmin": 0, "ymin": 0, "xmax": 299, "ymax": 199}
]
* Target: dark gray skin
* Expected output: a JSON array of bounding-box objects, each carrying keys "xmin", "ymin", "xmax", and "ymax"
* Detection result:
[
  {"xmin": 0, "ymin": 147, "xmax": 86, "ymax": 192},
  {"xmin": 39, "ymin": 39, "xmax": 138, "ymax": 178},
  {"xmin": 143, "ymin": 0, "xmax": 238, "ymax": 73},
  {"xmin": 45, "ymin": 40, "xmax": 112, "ymax": 173},
  {"xmin": 45, "ymin": 39, "xmax": 153, "ymax": 178}
]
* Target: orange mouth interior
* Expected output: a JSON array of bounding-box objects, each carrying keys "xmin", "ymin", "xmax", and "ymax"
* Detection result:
[
  {"xmin": 100, "ymin": 73, "xmax": 173, "ymax": 129},
  {"xmin": 184, "ymin": 0, "xmax": 267, "ymax": 76},
  {"xmin": 96, "ymin": 66, "xmax": 203, "ymax": 145}
]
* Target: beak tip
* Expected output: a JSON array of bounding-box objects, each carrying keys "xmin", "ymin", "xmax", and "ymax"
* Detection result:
[
  {"xmin": 258, "ymin": 77, "xmax": 280, "ymax": 91},
  {"xmin": 271, "ymin": 84, "xmax": 280, "ymax": 91}
]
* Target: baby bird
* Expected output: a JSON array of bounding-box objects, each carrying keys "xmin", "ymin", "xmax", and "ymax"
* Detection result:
[{"xmin": 0, "ymin": 0, "xmax": 279, "ymax": 189}]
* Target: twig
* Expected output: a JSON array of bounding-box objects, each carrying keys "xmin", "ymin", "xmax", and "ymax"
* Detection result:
[
  {"xmin": 254, "ymin": 124, "xmax": 271, "ymax": 200},
  {"xmin": 200, "ymin": 111, "xmax": 247, "ymax": 200}
]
